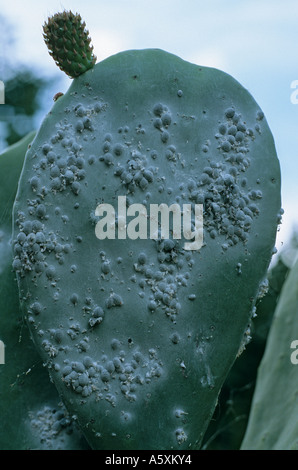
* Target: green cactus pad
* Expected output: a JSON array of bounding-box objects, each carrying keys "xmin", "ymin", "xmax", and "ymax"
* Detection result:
[
  {"xmin": 43, "ymin": 11, "xmax": 96, "ymax": 78},
  {"xmin": 12, "ymin": 49, "xmax": 281, "ymax": 449},
  {"xmin": 0, "ymin": 132, "xmax": 90, "ymax": 450},
  {"xmin": 241, "ymin": 256, "xmax": 298, "ymax": 450},
  {"xmin": 202, "ymin": 252, "xmax": 290, "ymax": 450}
]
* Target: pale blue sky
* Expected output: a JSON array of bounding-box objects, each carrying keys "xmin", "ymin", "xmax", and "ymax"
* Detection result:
[{"xmin": 2, "ymin": 0, "xmax": 298, "ymax": 250}]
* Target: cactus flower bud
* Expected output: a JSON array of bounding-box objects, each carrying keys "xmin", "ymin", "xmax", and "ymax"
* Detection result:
[{"xmin": 43, "ymin": 10, "xmax": 96, "ymax": 78}]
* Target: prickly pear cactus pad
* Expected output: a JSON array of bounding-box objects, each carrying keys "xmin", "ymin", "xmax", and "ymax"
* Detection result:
[
  {"xmin": 0, "ymin": 133, "xmax": 89, "ymax": 450},
  {"xmin": 12, "ymin": 49, "xmax": 281, "ymax": 450},
  {"xmin": 241, "ymin": 256, "xmax": 298, "ymax": 450}
]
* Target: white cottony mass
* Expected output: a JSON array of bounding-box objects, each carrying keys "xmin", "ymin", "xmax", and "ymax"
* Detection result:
[{"xmin": 95, "ymin": 196, "xmax": 203, "ymax": 251}]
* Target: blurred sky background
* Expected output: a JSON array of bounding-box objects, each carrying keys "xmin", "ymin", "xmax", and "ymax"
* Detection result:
[{"xmin": 1, "ymin": 0, "xmax": 298, "ymax": 253}]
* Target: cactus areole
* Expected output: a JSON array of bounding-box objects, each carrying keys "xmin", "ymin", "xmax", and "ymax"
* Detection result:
[{"xmin": 13, "ymin": 21, "xmax": 281, "ymax": 450}]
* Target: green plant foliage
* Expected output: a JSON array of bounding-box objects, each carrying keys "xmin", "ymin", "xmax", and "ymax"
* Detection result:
[
  {"xmin": 241, "ymin": 256, "xmax": 298, "ymax": 450},
  {"xmin": 0, "ymin": 71, "xmax": 51, "ymax": 148},
  {"xmin": 0, "ymin": 132, "xmax": 90, "ymax": 450},
  {"xmin": 12, "ymin": 47, "xmax": 281, "ymax": 449},
  {"xmin": 202, "ymin": 250, "xmax": 290, "ymax": 449}
]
